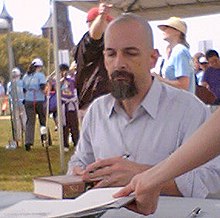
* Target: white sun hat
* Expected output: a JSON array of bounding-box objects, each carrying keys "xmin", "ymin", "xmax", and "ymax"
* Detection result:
[
  {"xmin": 32, "ymin": 58, "xmax": 43, "ymax": 67},
  {"xmin": 158, "ymin": 17, "xmax": 187, "ymax": 35}
]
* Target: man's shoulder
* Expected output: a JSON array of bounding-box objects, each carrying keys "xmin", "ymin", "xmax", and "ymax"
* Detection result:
[
  {"xmin": 87, "ymin": 94, "xmax": 113, "ymax": 113},
  {"xmin": 163, "ymin": 86, "xmax": 210, "ymax": 123},
  {"xmin": 90, "ymin": 94, "xmax": 113, "ymax": 107},
  {"xmin": 162, "ymin": 82, "xmax": 206, "ymax": 107},
  {"xmin": 76, "ymin": 31, "xmax": 103, "ymax": 47}
]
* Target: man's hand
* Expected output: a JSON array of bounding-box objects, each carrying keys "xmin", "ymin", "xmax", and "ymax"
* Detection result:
[
  {"xmin": 98, "ymin": 2, "xmax": 112, "ymax": 16},
  {"xmin": 82, "ymin": 156, "xmax": 151, "ymax": 187},
  {"xmin": 68, "ymin": 166, "xmax": 85, "ymax": 176},
  {"xmin": 89, "ymin": 2, "xmax": 113, "ymax": 39}
]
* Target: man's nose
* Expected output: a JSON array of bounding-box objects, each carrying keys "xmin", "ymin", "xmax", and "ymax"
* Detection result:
[{"xmin": 114, "ymin": 52, "xmax": 127, "ymax": 70}]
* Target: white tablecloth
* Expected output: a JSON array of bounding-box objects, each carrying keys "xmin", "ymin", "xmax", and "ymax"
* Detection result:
[
  {"xmin": 103, "ymin": 196, "xmax": 220, "ymax": 218},
  {"xmin": 1, "ymin": 191, "xmax": 220, "ymax": 217},
  {"xmin": 0, "ymin": 191, "xmax": 36, "ymax": 210}
]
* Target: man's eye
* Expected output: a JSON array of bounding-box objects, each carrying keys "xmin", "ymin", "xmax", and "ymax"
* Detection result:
[
  {"xmin": 125, "ymin": 49, "xmax": 139, "ymax": 56},
  {"xmin": 126, "ymin": 51, "xmax": 139, "ymax": 56},
  {"xmin": 106, "ymin": 52, "xmax": 116, "ymax": 57}
]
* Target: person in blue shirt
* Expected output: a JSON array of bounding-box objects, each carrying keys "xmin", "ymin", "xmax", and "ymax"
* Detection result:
[
  {"xmin": 22, "ymin": 58, "xmax": 47, "ymax": 151},
  {"xmin": 7, "ymin": 67, "xmax": 26, "ymax": 145},
  {"xmin": 155, "ymin": 17, "xmax": 195, "ymax": 94}
]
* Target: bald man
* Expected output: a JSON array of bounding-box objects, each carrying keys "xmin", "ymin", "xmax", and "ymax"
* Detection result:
[{"xmin": 67, "ymin": 14, "xmax": 220, "ymax": 199}]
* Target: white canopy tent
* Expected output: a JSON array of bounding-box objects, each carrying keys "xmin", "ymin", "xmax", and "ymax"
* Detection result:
[
  {"xmin": 57, "ymin": 0, "xmax": 220, "ymax": 20},
  {"xmin": 52, "ymin": 0, "xmax": 220, "ymax": 172}
]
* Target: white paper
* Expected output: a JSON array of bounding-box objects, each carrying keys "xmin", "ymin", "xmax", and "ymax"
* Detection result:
[
  {"xmin": 0, "ymin": 187, "xmax": 134, "ymax": 218},
  {"xmin": 50, "ymin": 187, "xmax": 134, "ymax": 217}
]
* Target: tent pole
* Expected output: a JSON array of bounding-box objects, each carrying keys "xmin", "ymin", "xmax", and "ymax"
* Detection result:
[{"xmin": 52, "ymin": 0, "xmax": 65, "ymax": 174}]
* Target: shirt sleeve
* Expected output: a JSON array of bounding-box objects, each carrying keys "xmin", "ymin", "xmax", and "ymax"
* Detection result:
[
  {"xmin": 67, "ymin": 110, "xmax": 95, "ymax": 175},
  {"xmin": 175, "ymin": 156, "xmax": 220, "ymax": 198},
  {"xmin": 174, "ymin": 101, "xmax": 220, "ymax": 198},
  {"xmin": 174, "ymin": 48, "xmax": 193, "ymax": 78},
  {"xmin": 77, "ymin": 32, "xmax": 104, "ymax": 64},
  {"xmin": 39, "ymin": 72, "xmax": 46, "ymax": 85}
]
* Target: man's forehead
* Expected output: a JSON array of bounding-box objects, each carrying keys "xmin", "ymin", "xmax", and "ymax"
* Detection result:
[
  {"xmin": 104, "ymin": 46, "xmax": 140, "ymax": 53},
  {"xmin": 105, "ymin": 28, "xmax": 145, "ymax": 44}
]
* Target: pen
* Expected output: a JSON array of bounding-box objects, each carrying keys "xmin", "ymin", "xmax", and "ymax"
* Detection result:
[
  {"xmin": 122, "ymin": 154, "xmax": 130, "ymax": 159},
  {"xmin": 187, "ymin": 207, "xmax": 202, "ymax": 217},
  {"xmin": 89, "ymin": 154, "xmax": 130, "ymax": 174}
]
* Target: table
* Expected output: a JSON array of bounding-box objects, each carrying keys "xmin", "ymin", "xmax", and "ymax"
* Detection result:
[
  {"xmin": 0, "ymin": 191, "xmax": 36, "ymax": 210},
  {"xmin": 103, "ymin": 196, "xmax": 220, "ymax": 218},
  {"xmin": 0, "ymin": 191, "xmax": 220, "ymax": 217}
]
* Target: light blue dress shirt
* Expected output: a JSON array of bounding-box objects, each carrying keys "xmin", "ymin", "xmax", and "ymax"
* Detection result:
[
  {"xmin": 68, "ymin": 78, "xmax": 220, "ymax": 198},
  {"xmin": 164, "ymin": 44, "xmax": 195, "ymax": 93},
  {"xmin": 22, "ymin": 72, "xmax": 46, "ymax": 102}
]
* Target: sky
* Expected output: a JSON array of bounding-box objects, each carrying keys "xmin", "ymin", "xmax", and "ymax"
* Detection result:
[{"xmin": 1, "ymin": 0, "xmax": 220, "ymax": 58}]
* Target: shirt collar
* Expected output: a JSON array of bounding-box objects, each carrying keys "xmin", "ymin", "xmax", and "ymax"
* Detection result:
[
  {"xmin": 107, "ymin": 77, "xmax": 162, "ymax": 119},
  {"xmin": 107, "ymin": 96, "xmax": 118, "ymax": 117},
  {"xmin": 141, "ymin": 77, "xmax": 162, "ymax": 119}
]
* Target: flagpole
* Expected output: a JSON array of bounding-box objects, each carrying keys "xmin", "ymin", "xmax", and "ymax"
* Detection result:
[{"xmin": 52, "ymin": 0, "xmax": 65, "ymax": 173}]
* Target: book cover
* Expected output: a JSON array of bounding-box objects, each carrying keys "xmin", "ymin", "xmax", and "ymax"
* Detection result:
[{"xmin": 33, "ymin": 175, "xmax": 95, "ymax": 199}]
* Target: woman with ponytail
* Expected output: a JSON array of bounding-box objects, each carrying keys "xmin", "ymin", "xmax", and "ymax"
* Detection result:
[
  {"xmin": 155, "ymin": 17, "xmax": 195, "ymax": 93},
  {"xmin": 22, "ymin": 58, "xmax": 47, "ymax": 151}
]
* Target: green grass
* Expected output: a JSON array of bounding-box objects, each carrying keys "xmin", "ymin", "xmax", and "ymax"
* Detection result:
[{"xmin": 0, "ymin": 118, "xmax": 73, "ymax": 192}]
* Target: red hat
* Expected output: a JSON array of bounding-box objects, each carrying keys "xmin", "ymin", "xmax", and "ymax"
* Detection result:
[{"xmin": 86, "ymin": 7, "xmax": 113, "ymax": 23}]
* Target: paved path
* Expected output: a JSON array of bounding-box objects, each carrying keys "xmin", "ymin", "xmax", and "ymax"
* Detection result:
[{"xmin": 0, "ymin": 116, "xmax": 10, "ymax": 120}]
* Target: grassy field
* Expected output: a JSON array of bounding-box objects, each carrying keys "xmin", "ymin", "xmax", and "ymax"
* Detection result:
[{"xmin": 0, "ymin": 117, "xmax": 73, "ymax": 192}]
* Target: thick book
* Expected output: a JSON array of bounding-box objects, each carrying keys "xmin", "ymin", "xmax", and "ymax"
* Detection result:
[{"xmin": 33, "ymin": 175, "xmax": 95, "ymax": 199}]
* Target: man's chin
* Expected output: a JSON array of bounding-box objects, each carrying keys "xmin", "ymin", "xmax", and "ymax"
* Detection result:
[{"xmin": 111, "ymin": 87, "xmax": 138, "ymax": 100}]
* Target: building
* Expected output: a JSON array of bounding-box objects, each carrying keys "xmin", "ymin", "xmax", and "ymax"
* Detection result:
[
  {"xmin": 0, "ymin": 2, "xmax": 13, "ymax": 33},
  {"xmin": 42, "ymin": 2, "xmax": 74, "ymax": 52}
]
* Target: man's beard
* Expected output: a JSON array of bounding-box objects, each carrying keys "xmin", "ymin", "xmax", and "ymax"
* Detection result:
[{"xmin": 110, "ymin": 70, "xmax": 138, "ymax": 100}]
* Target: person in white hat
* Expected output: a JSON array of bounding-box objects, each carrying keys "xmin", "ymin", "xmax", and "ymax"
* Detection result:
[
  {"xmin": 155, "ymin": 17, "xmax": 195, "ymax": 93},
  {"xmin": 7, "ymin": 67, "xmax": 27, "ymax": 146},
  {"xmin": 196, "ymin": 56, "xmax": 209, "ymax": 85},
  {"xmin": 22, "ymin": 58, "xmax": 47, "ymax": 151}
]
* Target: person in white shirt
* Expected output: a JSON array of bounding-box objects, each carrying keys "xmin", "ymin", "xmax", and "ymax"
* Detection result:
[
  {"xmin": 67, "ymin": 13, "xmax": 220, "ymax": 198},
  {"xmin": 7, "ymin": 68, "xmax": 26, "ymax": 145}
]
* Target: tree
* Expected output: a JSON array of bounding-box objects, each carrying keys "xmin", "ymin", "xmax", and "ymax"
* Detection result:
[{"xmin": 0, "ymin": 32, "xmax": 53, "ymax": 83}]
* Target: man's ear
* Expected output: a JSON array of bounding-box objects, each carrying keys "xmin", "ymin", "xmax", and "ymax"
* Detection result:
[
  {"xmin": 149, "ymin": 49, "xmax": 159, "ymax": 69},
  {"xmin": 103, "ymin": 50, "xmax": 109, "ymax": 72}
]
